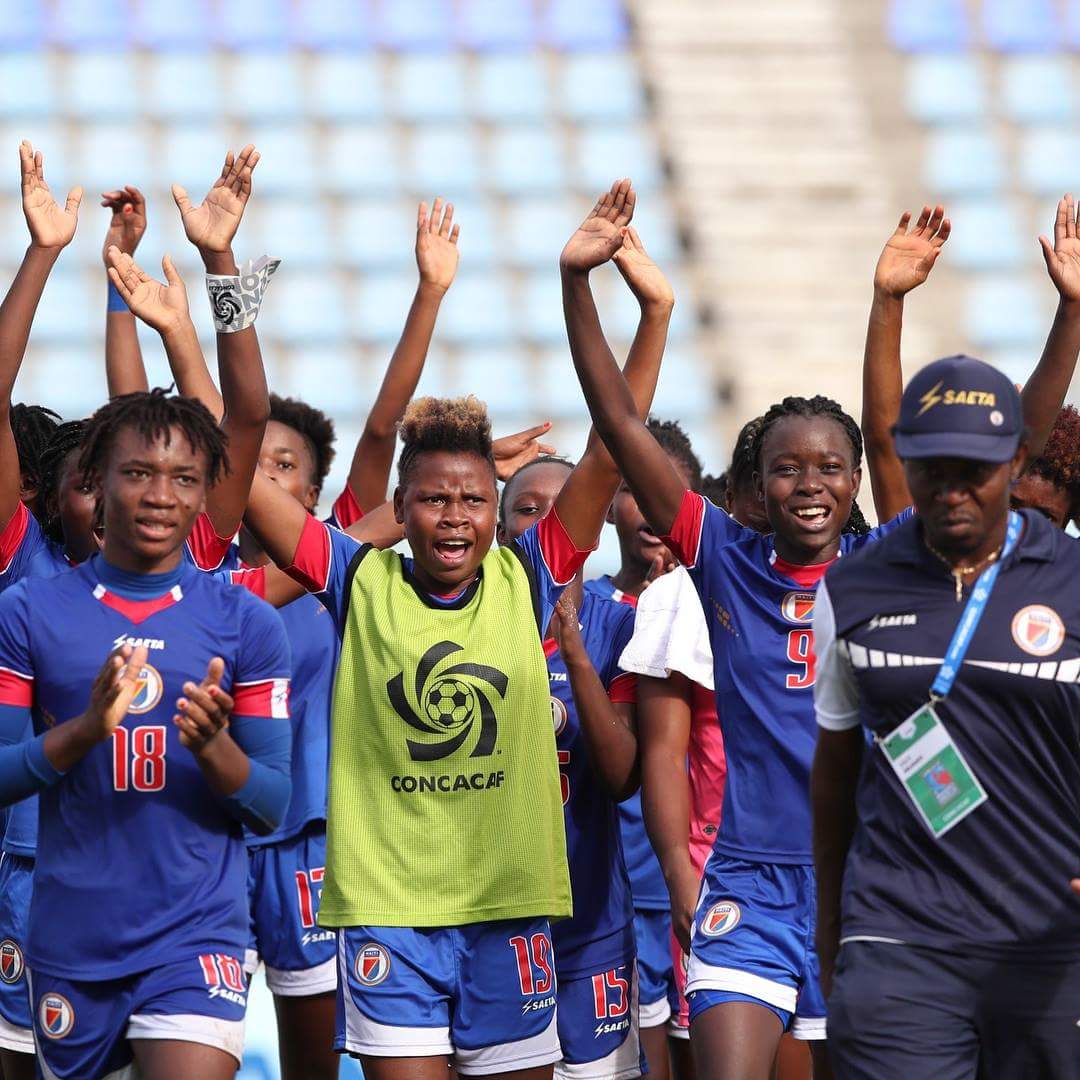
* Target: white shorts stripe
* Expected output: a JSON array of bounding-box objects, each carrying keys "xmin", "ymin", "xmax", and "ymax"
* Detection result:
[
  {"xmin": 265, "ymin": 955, "xmax": 337, "ymax": 997},
  {"xmin": 126, "ymin": 1012, "xmax": 247, "ymax": 1066},
  {"xmin": 684, "ymin": 960, "xmax": 798, "ymax": 1016}
]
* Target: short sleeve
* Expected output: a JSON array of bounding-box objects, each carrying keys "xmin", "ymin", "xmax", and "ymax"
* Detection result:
[
  {"xmin": 812, "ymin": 579, "xmax": 861, "ymax": 731},
  {"xmin": 326, "ymin": 484, "xmax": 364, "ymax": 530},
  {"xmin": 663, "ymin": 490, "xmax": 749, "ymax": 569},
  {"xmin": 512, "ymin": 512, "xmax": 595, "ymax": 632},
  {"xmin": 0, "ymin": 584, "xmax": 33, "ymax": 706},
  {"xmin": 866, "ymin": 506, "xmax": 915, "ymax": 543},
  {"xmin": 184, "ymin": 512, "xmax": 236, "ymax": 572},
  {"xmin": 232, "ymin": 594, "xmax": 292, "ymax": 720},
  {"xmin": 283, "ymin": 515, "xmax": 365, "ymax": 634},
  {"xmin": 228, "ymin": 566, "xmax": 266, "ymax": 599},
  {"xmin": 0, "ymin": 504, "xmax": 47, "ymax": 591},
  {"xmin": 604, "ymin": 605, "xmax": 638, "ymax": 703}
]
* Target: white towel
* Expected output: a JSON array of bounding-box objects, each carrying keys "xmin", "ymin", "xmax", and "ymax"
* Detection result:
[{"xmin": 618, "ymin": 566, "xmax": 714, "ymax": 689}]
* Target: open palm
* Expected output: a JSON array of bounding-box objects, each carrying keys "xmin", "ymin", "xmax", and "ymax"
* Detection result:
[
  {"xmin": 416, "ymin": 197, "xmax": 460, "ymax": 293},
  {"xmin": 1040, "ymin": 194, "xmax": 1080, "ymax": 303},
  {"xmin": 613, "ymin": 227, "xmax": 674, "ymax": 308},
  {"xmin": 874, "ymin": 205, "xmax": 950, "ymax": 298},
  {"xmin": 560, "ymin": 179, "xmax": 636, "ymax": 273},
  {"xmin": 107, "ymin": 248, "xmax": 189, "ymax": 334},
  {"xmin": 20, "ymin": 141, "xmax": 81, "ymax": 250},
  {"xmin": 173, "ymin": 145, "xmax": 259, "ymax": 253}
]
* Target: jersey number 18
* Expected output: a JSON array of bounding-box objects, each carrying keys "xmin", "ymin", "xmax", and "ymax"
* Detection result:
[{"xmin": 112, "ymin": 726, "xmax": 167, "ymax": 792}]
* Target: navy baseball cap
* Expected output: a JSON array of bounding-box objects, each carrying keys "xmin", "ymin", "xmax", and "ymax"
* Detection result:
[{"xmin": 893, "ymin": 354, "xmax": 1022, "ymax": 463}]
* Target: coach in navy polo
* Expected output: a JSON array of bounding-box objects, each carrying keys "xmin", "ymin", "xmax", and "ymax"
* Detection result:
[{"xmin": 812, "ymin": 355, "xmax": 1080, "ymax": 1079}]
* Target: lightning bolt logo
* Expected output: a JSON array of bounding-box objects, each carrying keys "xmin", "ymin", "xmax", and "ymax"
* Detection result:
[{"xmin": 916, "ymin": 379, "xmax": 944, "ymax": 417}]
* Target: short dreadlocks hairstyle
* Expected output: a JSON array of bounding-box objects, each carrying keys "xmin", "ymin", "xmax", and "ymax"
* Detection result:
[
  {"xmin": 38, "ymin": 420, "xmax": 88, "ymax": 544},
  {"xmin": 10, "ymin": 403, "xmax": 60, "ymax": 494},
  {"xmin": 397, "ymin": 396, "xmax": 494, "ymax": 486},
  {"xmin": 269, "ymin": 393, "xmax": 336, "ymax": 493},
  {"xmin": 1026, "ymin": 404, "xmax": 1080, "ymax": 521},
  {"xmin": 498, "ymin": 454, "xmax": 575, "ymax": 525},
  {"xmin": 77, "ymin": 389, "xmax": 229, "ymax": 489},
  {"xmin": 751, "ymin": 395, "xmax": 870, "ymax": 536},
  {"xmin": 647, "ymin": 416, "xmax": 703, "ymax": 493}
]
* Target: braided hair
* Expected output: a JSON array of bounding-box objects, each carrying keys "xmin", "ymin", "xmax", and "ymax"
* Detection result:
[
  {"xmin": 38, "ymin": 420, "xmax": 88, "ymax": 544},
  {"xmin": 728, "ymin": 416, "xmax": 765, "ymax": 502},
  {"xmin": 750, "ymin": 395, "xmax": 870, "ymax": 536},
  {"xmin": 269, "ymin": 393, "xmax": 336, "ymax": 493},
  {"xmin": 498, "ymin": 454, "xmax": 575, "ymax": 525},
  {"xmin": 10, "ymin": 403, "xmax": 60, "ymax": 496},
  {"xmin": 397, "ymin": 396, "xmax": 494, "ymax": 487},
  {"xmin": 78, "ymin": 389, "xmax": 229, "ymax": 489}
]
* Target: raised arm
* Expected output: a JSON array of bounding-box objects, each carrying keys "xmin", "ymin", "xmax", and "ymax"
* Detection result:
[
  {"xmin": 1027, "ymin": 194, "xmax": 1080, "ymax": 458},
  {"xmin": 862, "ymin": 205, "xmax": 950, "ymax": 521},
  {"xmin": 559, "ymin": 181, "xmax": 684, "ymax": 540},
  {"xmin": 101, "ymin": 185, "xmax": 148, "ymax": 397},
  {"xmin": 0, "ymin": 142, "xmax": 81, "ymax": 529},
  {"xmin": 343, "ymin": 199, "xmax": 459, "ymax": 513}
]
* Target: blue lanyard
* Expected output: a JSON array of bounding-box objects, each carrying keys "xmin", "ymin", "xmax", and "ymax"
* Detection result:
[{"xmin": 930, "ymin": 511, "xmax": 1023, "ymax": 702}]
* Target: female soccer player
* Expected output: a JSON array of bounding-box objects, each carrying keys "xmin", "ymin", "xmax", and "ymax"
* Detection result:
[{"xmin": 0, "ymin": 388, "xmax": 293, "ymax": 1079}]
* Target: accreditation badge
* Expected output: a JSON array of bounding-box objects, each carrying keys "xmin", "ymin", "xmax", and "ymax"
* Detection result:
[{"xmin": 879, "ymin": 704, "xmax": 988, "ymax": 838}]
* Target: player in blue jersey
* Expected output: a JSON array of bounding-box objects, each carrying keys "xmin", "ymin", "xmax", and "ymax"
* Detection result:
[{"xmin": 0, "ymin": 388, "xmax": 292, "ymax": 1079}]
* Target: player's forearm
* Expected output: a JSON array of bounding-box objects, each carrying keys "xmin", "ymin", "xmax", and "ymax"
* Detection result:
[
  {"xmin": 160, "ymin": 317, "xmax": 224, "ymax": 419},
  {"xmin": 243, "ymin": 469, "xmax": 312, "ymax": 571},
  {"xmin": 211, "ymin": 715, "xmax": 291, "ymax": 834},
  {"xmin": 1022, "ymin": 297, "xmax": 1080, "ymax": 460},
  {"xmin": 0, "ymin": 245, "xmax": 60, "ymax": 404},
  {"xmin": 105, "ymin": 308, "xmax": 149, "ymax": 396}
]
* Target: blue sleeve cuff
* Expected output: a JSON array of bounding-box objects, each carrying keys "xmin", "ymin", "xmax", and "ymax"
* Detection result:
[
  {"xmin": 107, "ymin": 281, "xmax": 129, "ymax": 312},
  {"xmin": 222, "ymin": 716, "xmax": 291, "ymax": 835},
  {"xmin": 26, "ymin": 734, "xmax": 63, "ymax": 785}
]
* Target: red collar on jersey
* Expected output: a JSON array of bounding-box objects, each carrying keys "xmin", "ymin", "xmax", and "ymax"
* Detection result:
[
  {"xmin": 770, "ymin": 555, "xmax": 834, "ymax": 589},
  {"xmin": 92, "ymin": 583, "xmax": 183, "ymax": 625}
]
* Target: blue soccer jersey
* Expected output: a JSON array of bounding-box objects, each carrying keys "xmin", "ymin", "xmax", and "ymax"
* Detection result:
[
  {"xmin": 664, "ymin": 491, "xmax": 909, "ymax": 863},
  {"xmin": 0, "ymin": 556, "xmax": 291, "ymax": 980},
  {"xmin": 547, "ymin": 588, "xmax": 637, "ymax": 976}
]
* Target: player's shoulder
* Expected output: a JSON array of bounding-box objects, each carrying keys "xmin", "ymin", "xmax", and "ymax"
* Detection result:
[
  {"xmin": 829, "ymin": 513, "xmax": 920, "ymax": 588},
  {"xmin": 581, "ymin": 587, "xmax": 635, "ymax": 638}
]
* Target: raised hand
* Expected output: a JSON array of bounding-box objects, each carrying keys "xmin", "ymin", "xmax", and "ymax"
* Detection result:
[
  {"xmin": 560, "ymin": 179, "xmax": 636, "ymax": 273},
  {"xmin": 106, "ymin": 247, "xmax": 189, "ymax": 335},
  {"xmin": 174, "ymin": 657, "xmax": 233, "ymax": 753},
  {"xmin": 1039, "ymin": 194, "xmax": 1080, "ymax": 303},
  {"xmin": 84, "ymin": 645, "xmax": 149, "ymax": 741},
  {"xmin": 172, "ymin": 144, "xmax": 259, "ymax": 254},
  {"xmin": 873, "ymin": 205, "xmax": 950, "ymax": 299},
  {"xmin": 416, "ymin": 197, "xmax": 460, "ymax": 294},
  {"xmin": 100, "ymin": 185, "xmax": 146, "ymax": 266},
  {"xmin": 20, "ymin": 140, "xmax": 82, "ymax": 250},
  {"xmin": 612, "ymin": 226, "xmax": 674, "ymax": 310},
  {"xmin": 492, "ymin": 421, "xmax": 556, "ymax": 482}
]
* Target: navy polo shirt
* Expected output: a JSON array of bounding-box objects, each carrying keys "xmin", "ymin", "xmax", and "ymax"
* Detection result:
[{"xmin": 815, "ymin": 509, "xmax": 1080, "ymax": 959}]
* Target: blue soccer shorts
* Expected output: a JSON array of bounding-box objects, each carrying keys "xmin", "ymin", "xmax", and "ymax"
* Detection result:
[
  {"xmin": 246, "ymin": 823, "xmax": 337, "ymax": 997},
  {"xmin": 336, "ymin": 919, "xmax": 560, "ymax": 1074},
  {"xmin": 0, "ymin": 853, "xmax": 33, "ymax": 1053},
  {"xmin": 29, "ymin": 952, "xmax": 249, "ymax": 1077},
  {"xmin": 632, "ymin": 909, "xmax": 675, "ymax": 1028},
  {"xmin": 556, "ymin": 959, "xmax": 642, "ymax": 1080},
  {"xmin": 685, "ymin": 856, "xmax": 826, "ymax": 1040}
]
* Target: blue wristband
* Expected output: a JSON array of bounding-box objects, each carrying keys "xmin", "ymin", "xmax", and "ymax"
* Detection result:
[{"xmin": 107, "ymin": 280, "xmax": 129, "ymax": 313}]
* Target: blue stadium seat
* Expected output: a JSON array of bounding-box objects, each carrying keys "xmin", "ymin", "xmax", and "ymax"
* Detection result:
[
  {"xmin": 410, "ymin": 343, "xmax": 454, "ymax": 398},
  {"xmin": 904, "ymin": 56, "xmax": 985, "ymax": 125},
  {"xmin": 326, "ymin": 126, "xmax": 402, "ymax": 195},
  {"xmin": 559, "ymin": 53, "xmax": 644, "ymax": 121},
  {"xmin": 23, "ymin": 346, "xmax": 107, "ymax": 417},
  {"xmin": 542, "ymin": 0, "xmax": 628, "ymax": 50},
  {"xmin": 923, "ymin": 130, "xmax": 1005, "ymax": 195},
  {"xmin": 261, "ymin": 273, "xmax": 348, "ymax": 344},
  {"xmin": 242, "ymin": 128, "xmax": 318, "ymax": 195},
  {"xmin": 438, "ymin": 274, "xmax": 514, "ymax": 344},
  {"xmin": 649, "ymin": 348, "xmax": 710, "ymax": 417},
  {"xmin": 339, "ymin": 198, "xmax": 416, "ymax": 270},
  {"xmin": 390, "ymin": 54, "xmax": 468, "ymax": 121},
  {"xmin": 965, "ymin": 279, "xmax": 1042, "ymax": 348},
  {"xmin": 249, "ymin": 202, "xmax": 328, "ymax": 269},
  {"xmin": 1000, "ymin": 57, "xmax": 1074, "ymax": 122},
  {"xmin": 132, "ymin": 0, "xmax": 213, "ymax": 49},
  {"xmin": 982, "ymin": 0, "xmax": 1059, "ymax": 52},
  {"xmin": 74, "ymin": 124, "xmax": 153, "ymax": 192},
  {"xmin": 505, "ymin": 198, "xmax": 579, "ymax": 268},
  {"xmin": 624, "ymin": 200, "xmax": 681, "ymax": 264},
  {"xmin": 444, "ymin": 199, "xmax": 497, "ymax": 267},
  {"xmin": 146, "ymin": 54, "xmax": 222, "ymax": 118},
  {"xmin": 457, "ymin": 349, "xmax": 532, "ymax": 413},
  {"xmin": 213, "ymin": 0, "xmax": 290, "ymax": 49},
  {"xmin": 32, "ymin": 273, "xmax": 95, "ymax": 343},
  {"xmin": 457, "ymin": 0, "xmax": 537, "ymax": 50},
  {"xmin": 160, "ymin": 124, "xmax": 232, "ymax": 194},
  {"xmin": 277, "ymin": 349, "xmax": 368, "ymax": 415},
  {"xmin": 308, "ymin": 54, "xmax": 384, "ymax": 120},
  {"xmin": 535, "ymin": 350, "xmax": 586, "ymax": 417},
  {"xmin": 406, "ymin": 127, "xmax": 481, "ymax": 196},
  {"xmin": 887, "ymin": 0, "xmax": 968, "ymax": 52},
  {"xmin": 0, "ymin": 1, "xmax": 44, "ymax": 48},
  {"xmin": 520, "ymin": 274, "xmax": 567, "ymax": 345},
  {"xmin": 373, "ymin": 0, "xmax": 454, "ymax": 51},
  {"xmin": 351, "ymin": 273, "xmax": 420, "ymax": 343},
  {"xmin": 943, "ymin": 201, "xmax": 1026, "ymax": 271},
  {"xmin": 49, "ymin": 0, "xmax": 128, "ymax": 47},
  {"xmin": 66, "ymin": 52, "xmax": 139, "ymax": 118},
  {"xmin": 575, "ymin": 127, "xmax": 662, "ymax": 192},
  {"xmin": 1018, "ymin": 128, "xmax": 1080, "ymax": 195},
  {"xmin": 0, "ymin": 52, "xmax": 54, "ymax": 117},
  {"xmin": 472, "ymin": 55, "xmax": 550, "ymax": 122},
  {"xmin": 292, "ymin": 0, "xmax": 372, "ymax": 50},
  {"xmin": 488, "ymin": 127, "xmax": 567, "ymax": 195},
  {"xmin": 226, "ymin": 54, "xmax": 303, "ymax": 120}
]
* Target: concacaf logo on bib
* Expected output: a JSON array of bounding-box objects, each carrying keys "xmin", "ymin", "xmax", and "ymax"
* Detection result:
[
  {"xmin": 781, "ymin": 592, "xmax": 816, "ymax": 624},
  {"xmin": 1011, "ymin": 605, "xmax": 1065, "ymax": 658},
  {"xmin": 127, "ymin": 664, "xmax": 164, "ymax": 715},
  {"xmin": 355, "ymin": 942, "xmax": 391, "ymax": 987},
  {"xmin": 701, "ymin": 901, "xmax": 741, "ymax": 937},
  {"xmin": 39, "ymin": 993, "xmax": 74, "ymax": 1039},
  {"xmin": 0, "ymin": 939, "xmax": 22, "ymax": 984}
]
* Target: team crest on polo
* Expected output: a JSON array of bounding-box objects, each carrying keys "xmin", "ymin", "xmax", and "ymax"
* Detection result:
[
  {"xmin": 551, "ymin": 695, "xmax": 568, "ymax": 736},
  {"xmin": 127, "ymin": 664, "xmax": 164, "ymax": 715},
  {"xmin": 38, "ymin": 993, "xmax": 74, "ymax": 1039},
  {"xmin": 1011, "ymin": 605, "xmax": 1065, "ymax": 658},
  {"xmin": 781, "ymin": 591, "xmax": 816, "ymax": 624},
  {"xmin": 0, "ymin": 940, "xmax": 22, "ymax": 983},
  {"xmin": 355, "ymin": 943, "xmax": 391, "ymax": 987},
  {"xmin": 701, "ymin": 901, "xmax": 741, "ymax": 937}
]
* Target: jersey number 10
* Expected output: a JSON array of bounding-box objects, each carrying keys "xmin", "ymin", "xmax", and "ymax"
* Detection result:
[{"xmin": 112, "ymin": 726, "xmax": 167, "ymax": 792}]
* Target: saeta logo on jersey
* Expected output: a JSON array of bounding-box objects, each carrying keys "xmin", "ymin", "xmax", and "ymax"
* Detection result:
[
  {"xmin": 126, "ymin": 663, "xmax": 164, "ymax": 715},
  {"xmin": 354, "ymin": 942, "xmax": 391, "ymax": 987},
  {"xmin": 781, "ymin": 591, "xmax": 816, "ymax": 624},
  {"xmin": 701, "ymin": 901, "xmax": 741, "ymax": 937},
  {"xmin": 0, "ymin": 940, "xmax": 22, "ymax": 984},
  {"xmin": 38, "ymin": 993, "xmax": 74, "ymax": 1039},
  {"xmin": 1011, "ymin": 605, "xmax": 1066, "ymax": 658}
]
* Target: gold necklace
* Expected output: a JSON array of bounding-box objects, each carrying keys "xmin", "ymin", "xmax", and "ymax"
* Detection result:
[{"xmin": 922, "ymin": 538, "xmax": 1003, "ymax": 602}]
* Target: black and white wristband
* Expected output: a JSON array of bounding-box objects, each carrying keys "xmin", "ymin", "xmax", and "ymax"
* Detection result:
[{"xmin": 205, "ymin": 255, "xmax": 281, "ymax": 333}]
